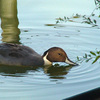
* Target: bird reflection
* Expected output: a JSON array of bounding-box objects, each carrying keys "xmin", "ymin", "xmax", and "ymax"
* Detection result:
[
  {"xmin": 43, "ymin": 64, "xmax": 73, "ymax": 79},
  {"xmin": 0, "ymin": 64, "xmax": 73, "ymax": 79}
]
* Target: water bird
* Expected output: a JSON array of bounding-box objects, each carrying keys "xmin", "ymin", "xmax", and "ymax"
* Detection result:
[{"xmin": 0, "ymin": 43, "xmax": 78, "ymax": 67}]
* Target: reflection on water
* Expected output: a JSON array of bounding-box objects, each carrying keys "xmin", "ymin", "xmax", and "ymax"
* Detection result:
[
  {"xmin": 44, "ymin": 64, "xmax": 72, "ymax": 79},
  {"xmin": 0, "ymin": 64, "xmax": 72, "ymax": 79},
  {"xmin": 0, "ymin": 0, "xmax": 20, "ymax": 43}
]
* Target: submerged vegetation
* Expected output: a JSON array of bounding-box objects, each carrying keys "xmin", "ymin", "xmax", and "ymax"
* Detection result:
[
  {"xmin": 77, "ymin": 50, "xmax": 100, "ymax": 64},
  {"xmin": 56, "ymin": 0, "xmax": 100, "ymax": 27}
]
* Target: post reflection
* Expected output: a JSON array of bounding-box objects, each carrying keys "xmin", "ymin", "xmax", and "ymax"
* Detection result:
[{"xmin": 0, "ymin": 0, "xmax": 20, "ymax": 44}]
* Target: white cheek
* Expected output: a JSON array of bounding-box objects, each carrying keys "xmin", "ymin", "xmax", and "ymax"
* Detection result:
[{"xmin": 43, "ymin": 53, "xmax": 52, "ymax": 65}]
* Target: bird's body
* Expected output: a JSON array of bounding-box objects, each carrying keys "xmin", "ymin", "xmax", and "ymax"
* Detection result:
[
  {"xmin": 0, "ymin": 43, "xmax": 44, "ymax": 66},
  {"xmin": 0, "ymin": 43, "xmax": 77, "ymax": 67}
]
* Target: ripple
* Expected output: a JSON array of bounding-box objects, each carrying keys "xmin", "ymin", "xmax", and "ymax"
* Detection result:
[{"xmin": 65, "ymin": 61, "xmax": 100, "ymax": 84}]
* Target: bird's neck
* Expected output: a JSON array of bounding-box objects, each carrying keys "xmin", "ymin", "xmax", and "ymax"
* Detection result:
[{"xmin": 43, "ymin": 53, "xmax": 52, "ymax": 65}]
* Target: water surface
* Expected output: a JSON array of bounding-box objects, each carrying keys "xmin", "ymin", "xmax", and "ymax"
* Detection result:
[{"xmin": 0, "ymin": 0, "xmax": 100, "ymax": 100}]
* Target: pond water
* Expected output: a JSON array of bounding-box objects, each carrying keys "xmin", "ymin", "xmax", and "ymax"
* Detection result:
[{"xmin": 0, "ymin": 0, "xmax": 100, "ymax": 100}]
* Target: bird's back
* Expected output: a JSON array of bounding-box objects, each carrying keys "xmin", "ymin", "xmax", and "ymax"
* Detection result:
[{"xmin": 0, "ymin": 43, "xmax": 44, "ymax": 66}]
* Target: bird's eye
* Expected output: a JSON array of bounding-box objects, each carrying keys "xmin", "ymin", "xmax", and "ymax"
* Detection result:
[{"xmin": 58, "ymin": 53, "xmax": 61, "ymax": 55}]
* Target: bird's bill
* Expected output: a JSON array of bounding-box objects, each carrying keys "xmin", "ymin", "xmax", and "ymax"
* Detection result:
[{"xmin": 65, "ymin": 58, "xmax": 78, "ymax": 66}]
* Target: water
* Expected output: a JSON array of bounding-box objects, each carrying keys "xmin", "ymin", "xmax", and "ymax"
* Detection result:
[{"xmin": 0, "ymin": 0, "xmax": 100, "ymax": 100}]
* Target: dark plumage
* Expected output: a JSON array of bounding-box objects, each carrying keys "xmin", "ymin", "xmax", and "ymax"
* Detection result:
[{"xmin": 0, "ymin": 43, "xmax": 44, "ymax": 66}]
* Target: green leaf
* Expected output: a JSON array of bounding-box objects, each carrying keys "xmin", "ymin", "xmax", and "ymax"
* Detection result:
[
  {"xmin": 83, "ymin": 53, "xmax": 87, "ymax": 58},
  {"xmin": 92, "ymin": 14, "xmax": 95, "ymax": 16},
  {"xmin": 64, "ymin": 16, "xmax": 66, "ymax": 20},
  {"xmin": 90, "ymin": 51, "xmax": 96, "ymax": 56},
  {"xmin": 88, "ymin": 18, "xmax": 92, "ymax": 23},
  {"xmin": 56, "ymin": 20, "xmax": 59, "ymax": 24},
  {"xmin": 86, "ymin": 59, "xmax": 90, "ymax": 62},
  {"xmin": 93, "ymin": 19, "xmax": 97, "ymax": 24},
  {"xmin": 92, "ymin": 56, "xmax": 100, "ymax": 64},
  {"xmin": 86, "ymin": 58, "xmax": 92, "ymax": 62},
  {"xmin": 85, "ymin": 53, "xmax": 87, "ymax": 58},
  {"xmin": 77, "ymin": 56, "xmax": 80, "ymax": 61},
  {"xmin": 96, "ymin": 51, "xmax": 100, "ymax": 54},
  {"xmin": 88, "ymin": 54, "xmax": 91, "ymax": 57}
]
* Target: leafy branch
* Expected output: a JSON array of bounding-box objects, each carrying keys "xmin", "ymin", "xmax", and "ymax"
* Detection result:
[
  {"xmin": 56, "ymin": 14, "xmax": 98, "ymax": 27},
  {"xmin": 77, "ymin": 50, "xmax": 100, "ymax": 64},
  {"xmin": 82, "ymin": 15, "xmax": 98, "ymax": 27},
  {"xmin": 56, "ymin": 14, "xmax": 81, "ymax": 24},
  {"xmin": 94, "ymin": 0, "xmax": 100, "ymax": 10},
  {"xmin": 56, "ymin": 0, "xmax": 100, "ymax": 27}
]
